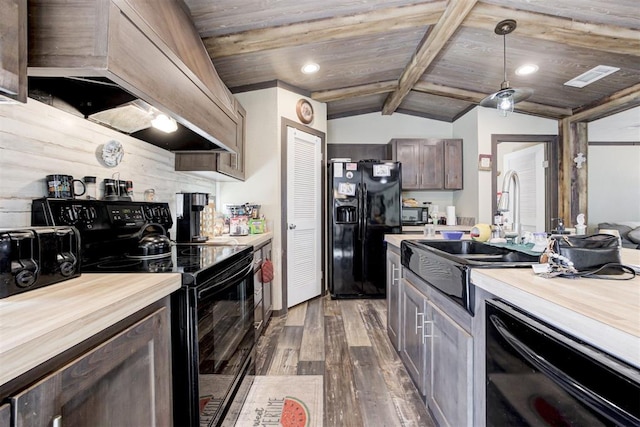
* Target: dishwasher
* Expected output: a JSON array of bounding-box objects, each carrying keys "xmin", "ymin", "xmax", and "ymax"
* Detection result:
[{"xmin": 485, "ymin": 299, "xmax": 640, "ymax": 426}]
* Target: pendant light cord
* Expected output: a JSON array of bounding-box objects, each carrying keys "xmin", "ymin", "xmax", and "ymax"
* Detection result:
[{"xmin": 503, "ymin": 34, "xmax": 508, "ymax": 83}]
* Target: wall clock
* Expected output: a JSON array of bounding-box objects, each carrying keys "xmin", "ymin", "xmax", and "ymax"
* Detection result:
[{"xmin": 296, "ymin": 99, "xmax": 314, "ymax": 124}]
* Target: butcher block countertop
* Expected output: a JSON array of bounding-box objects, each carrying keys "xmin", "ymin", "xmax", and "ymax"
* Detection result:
[
  {"xmin": 202, "ymin": 232, "xmax": 272, "ymax": 248},
  {"xmin": 471, "ymin": 253, "xmax": 640, "ymax": 368},
  {"xmin": 385, "ymin": 234, "xmax": 640, "ymax": 368},
  {"xmin": 0, "ymin": 273, "xmax": 181, "ymax": 387}
]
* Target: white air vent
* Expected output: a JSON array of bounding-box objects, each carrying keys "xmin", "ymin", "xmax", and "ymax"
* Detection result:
[{"xmin": 564, "ymin": 65, "xmax": 620, "ymax": 88}]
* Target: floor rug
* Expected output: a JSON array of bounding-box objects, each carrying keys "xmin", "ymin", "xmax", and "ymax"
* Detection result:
[{"xmin": 235, "ymin": 375, "xmax": 323, "ymax": 427}]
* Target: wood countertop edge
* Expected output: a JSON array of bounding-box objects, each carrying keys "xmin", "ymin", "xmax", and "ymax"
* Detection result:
[
  {"xmin": 471, "ymin": 270, "xmax": 640, "ymax": 368},
  {"xmin": 204, "ymin": 232, "xmax": 272, "ymax": 248},
  {"xmin": 0, "ymin": 273, "xmax": 182, "ymax": 386}
]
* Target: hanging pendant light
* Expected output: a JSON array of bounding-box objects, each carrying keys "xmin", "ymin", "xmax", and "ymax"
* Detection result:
[{"xmin": 480, "ymin": 19, "xmax": 533, "ymax": 116}]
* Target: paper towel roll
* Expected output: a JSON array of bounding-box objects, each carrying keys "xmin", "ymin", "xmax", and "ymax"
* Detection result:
[{"xmin": 446, "ymin": 206, "xmax": 456, "ymax": 225}]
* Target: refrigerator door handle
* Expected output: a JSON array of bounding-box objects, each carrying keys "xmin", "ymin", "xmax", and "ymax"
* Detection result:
[
  {"xmin": 362, "ymin": 183, "xmax": 368, "ymax": 238},
  {"xmin": 357, "ymin": 183, "xmax": 363, "ymax": 241}
]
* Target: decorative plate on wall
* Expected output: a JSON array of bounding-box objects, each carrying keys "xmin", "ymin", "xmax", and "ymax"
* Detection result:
[
  {"xmin": 296, "ymin": 99, "xmax": 314, "ymax": 124},
  {"xmin": 101, "ymin": 140, "xmax": 124, "ymax": 167}
]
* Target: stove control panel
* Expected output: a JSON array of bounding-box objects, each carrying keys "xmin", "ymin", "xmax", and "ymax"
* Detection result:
[{"xmin": 32, "ymin": 199, "xmax": 173, "ymax": 232}]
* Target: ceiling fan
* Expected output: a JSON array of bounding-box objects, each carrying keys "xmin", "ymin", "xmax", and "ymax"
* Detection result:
[{"xmin": 480, "ymin": 19, "xmax": 533, "ymax": 116}]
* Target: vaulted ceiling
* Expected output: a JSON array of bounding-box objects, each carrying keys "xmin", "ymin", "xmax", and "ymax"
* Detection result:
[{"xmin": 183, "ymin": 0, "xmax": 640, "ymax": 122}]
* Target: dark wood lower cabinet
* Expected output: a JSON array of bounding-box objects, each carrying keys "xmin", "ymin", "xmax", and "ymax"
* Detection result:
[
  {"xmin": 0, "ymin": 403, "xmax": 10, "ymax": 427},
  {"xmin": 11, "ymin": 307, "xmax": 171, "ymax": 427}
]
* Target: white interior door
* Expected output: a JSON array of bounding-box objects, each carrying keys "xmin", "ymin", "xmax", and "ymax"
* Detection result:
[
  {"xmin": 286, "ymin": 126, "xmax": 322, "ymax": 308},
  {"xmin": 502, "ymin": 144, "xmax": 546, "ymax": 232}
]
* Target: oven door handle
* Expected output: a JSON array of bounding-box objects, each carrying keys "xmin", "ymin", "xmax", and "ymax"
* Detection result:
[
  {"xmin": 490, "ymin": 315, "xmax": 639, "ymax": 425},
  {"xmin": 197, "ymin": 262, "xmax": 254, "ymax": 298}
]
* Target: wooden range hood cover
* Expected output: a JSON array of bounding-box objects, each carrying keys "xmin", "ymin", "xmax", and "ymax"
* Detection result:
[{"xmin": 27, "ymin": 0, "xmax": 240, "ymax": 153}]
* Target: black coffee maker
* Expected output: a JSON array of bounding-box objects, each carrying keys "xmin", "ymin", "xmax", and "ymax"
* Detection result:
[{"xmin": 176, "ymin": 193, "xmax": 209, "ymax": 243}]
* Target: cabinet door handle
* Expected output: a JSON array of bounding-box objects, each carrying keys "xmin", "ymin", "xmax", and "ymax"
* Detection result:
[
  {"xmin": 52, "ymin": 415, "xmax": 62, "ymax": 427},
  {"xmin": 254, "ymin": 320, "xmax": 264, "ymax": 330},
  {"xmin": 416, "ymin": 311, "xmax": 424, "ymax": 335},
  {"xmin": 423, "ymin": 320, "xmax": 434, "ymax": 343},
  {"xmin": 392, "ymin": 265, "xmax": 400, "ymax": 284}
]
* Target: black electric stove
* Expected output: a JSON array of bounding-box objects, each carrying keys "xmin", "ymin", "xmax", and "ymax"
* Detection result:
[
  {"xmin": 31, "ymin": 198, "xmax": 257, "ymax": 426},
  {"xmin": 81, "ymin": 244, "xmax": 252, "ymax": 282}
]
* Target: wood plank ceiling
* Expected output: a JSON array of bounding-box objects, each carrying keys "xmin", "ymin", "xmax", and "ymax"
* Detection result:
[{"xmin": 183, "ymin": 0, "xmax": 640, "ymax": 122}]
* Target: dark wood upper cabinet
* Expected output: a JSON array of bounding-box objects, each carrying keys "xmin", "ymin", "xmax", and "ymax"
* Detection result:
[
  {"xmin": 390, "ymin": 138, "xmax": 463, "ymax": 190},
  {"xmin": 175, "ymin": 98, "xmax": 247, "ymax": 180},
  {"xmin": 0, "ymin": 0, "xmax": 27, "ymax": 103}
]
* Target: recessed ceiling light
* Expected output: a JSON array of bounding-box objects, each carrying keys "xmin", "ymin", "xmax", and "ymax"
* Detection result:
[
  {"xmin": 301, "ymin": 63, "xmax": 320, "ymax": 74},
  {"xmin": 515, "ymin": 64, "xmax": 539, "ymax": 76}
]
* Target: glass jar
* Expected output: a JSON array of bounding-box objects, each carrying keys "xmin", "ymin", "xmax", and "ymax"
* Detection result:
[{"xmin": 83, "ymin": 176, "xmax": 97, "ymax": 199}]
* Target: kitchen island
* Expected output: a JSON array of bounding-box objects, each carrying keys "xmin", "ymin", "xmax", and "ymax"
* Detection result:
[
  {"xmin": 386, "ymin": 233, "xmax": 640, "ymax": 366},
  {"xmin": 385, "ymin": 233, "xmax": 639, "ymax": 426}
]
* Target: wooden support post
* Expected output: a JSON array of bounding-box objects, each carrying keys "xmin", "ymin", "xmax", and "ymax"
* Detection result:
[{"xmin": 558, "ymin": 119, "xmax": 588, "ymax": 228}]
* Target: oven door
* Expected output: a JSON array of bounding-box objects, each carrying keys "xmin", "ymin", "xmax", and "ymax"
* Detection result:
[
  {"xmin": 486, "ymin": 300, "xmax": 640, "ymax": 427},
  {"xmin": 172, "ymin": 255, "xmax": 255, "ymax": 427}
]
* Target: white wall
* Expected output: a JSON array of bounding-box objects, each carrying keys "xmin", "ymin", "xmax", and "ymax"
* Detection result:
[
  {"xmin": 452, "ymin": 107, "xmax": 479, "ymax": 222},
  {"xmin": 328, "ymin": 112, "xmax": 451, "ymax": 144},
  {"xmin": 0, "ymin": 99, "xmax": 216, "ymax": 233},
  {"xmin": 587, "ymin": 107, "xmax": 640, "ymax": 227},
  {"xmin": 219, "ymin": 88, "xmax": 327, "ymax": 311},
  {"xmin": 588, "ymin": 106, "xmax": 640, "ymax": 142},
  {"xmin": 587, "ymin": 145, "xmax": 640, "ymax": 227}
]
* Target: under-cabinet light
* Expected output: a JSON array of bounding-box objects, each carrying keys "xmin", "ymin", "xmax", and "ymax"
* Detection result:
[{"xmin": 151, "ymin": 114, "xmax": 178, "ymax": 133}]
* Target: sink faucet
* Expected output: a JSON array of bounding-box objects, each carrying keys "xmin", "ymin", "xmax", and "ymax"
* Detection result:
[{"xmin": 497, "ymin": 169, "xmax": 520, "ymax": 243}]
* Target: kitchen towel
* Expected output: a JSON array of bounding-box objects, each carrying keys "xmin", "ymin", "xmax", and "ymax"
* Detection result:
[{"xmin": 446, "ymin": 206, "xmax": 456, "ymax": 226}]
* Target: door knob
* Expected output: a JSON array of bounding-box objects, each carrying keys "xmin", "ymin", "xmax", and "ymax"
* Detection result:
[{"xmin": 289, "ymin": 224, "xmax": 297, "ymax": 230}]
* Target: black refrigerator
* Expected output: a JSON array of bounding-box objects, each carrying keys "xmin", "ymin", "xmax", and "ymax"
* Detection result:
[{"xmin": 328, "ymin": 160, "xmax": 402, "ymax": 298}]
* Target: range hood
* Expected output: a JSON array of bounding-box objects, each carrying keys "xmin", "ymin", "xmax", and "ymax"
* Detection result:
[
  {"xmin": 28, "ymin": 76, "xmax": 224, "ymax": 151},
  {"xmin": 27, "ymin": 0, "xmax": 240, "ymax": 154}
]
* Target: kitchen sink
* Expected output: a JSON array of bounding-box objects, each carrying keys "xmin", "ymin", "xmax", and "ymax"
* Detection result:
[
  {"xmin": 401, "ymin": 240, "xmax": 539, "ymax": 315},
  {"xmin": 410, "ymin": 240, "xmax": 540, "ymax": 265}
]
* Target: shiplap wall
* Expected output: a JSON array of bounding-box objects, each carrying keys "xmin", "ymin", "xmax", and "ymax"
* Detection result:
[{"xmin": 0, "ymin": 99, "xmax": 217, "ymax": 233}]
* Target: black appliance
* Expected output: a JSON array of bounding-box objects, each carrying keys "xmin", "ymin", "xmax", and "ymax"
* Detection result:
[
  {"xmin": 486, "ymin": 299, "xmax": 640, "ymax": 426},
  {"xmin": 401, "ymin": 206, "xmax": 430, "ymax": 225},
  {"xmin": 172, "ymin": 246, "xmax": 255, "ymax": 427},
  {"xmin": 328, "ymin": 160, "xmax": 402, "ymax": 298},
  {"xmin": 0, "ymin": 226, "xmax": 81, "ymax": 298},
  {"xmin": 31, "ymin": 198, "xmax": 255, "ymax": 427},
  {"xmin": 177, "ymin": 192, "xmax": 209, "ymax": 243}
]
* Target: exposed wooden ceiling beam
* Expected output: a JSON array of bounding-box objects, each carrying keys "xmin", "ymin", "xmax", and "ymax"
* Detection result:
[
  {"xmin": 313, "ymin": 78, "xmax": 573, "ymax": 119},
  {"xmin": 311, "ymin": 81, "xmax": 398, "ymax": 102},
  {"xmin": 466, "ymin": 3, "xmax": 640, "ymax": 56},
  {"xmin": 202, "ymin": 1, "xmax": 447, "ymax": 58},
  {"xmin": 381, "ymin": 0, "xmax": 478, "ymax": 115},
  {"xmin": 413, "ymin": 82, "xmax": 572, "ymax": 118},
  {"xmin": 569, "ymin": 83, "xmax": 640, "ymax": 122}
]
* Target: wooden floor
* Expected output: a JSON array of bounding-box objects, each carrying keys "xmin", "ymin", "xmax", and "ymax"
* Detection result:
[{"xmin": 254, "ymin": 294, "xmax": 435, "ymax": 427}]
